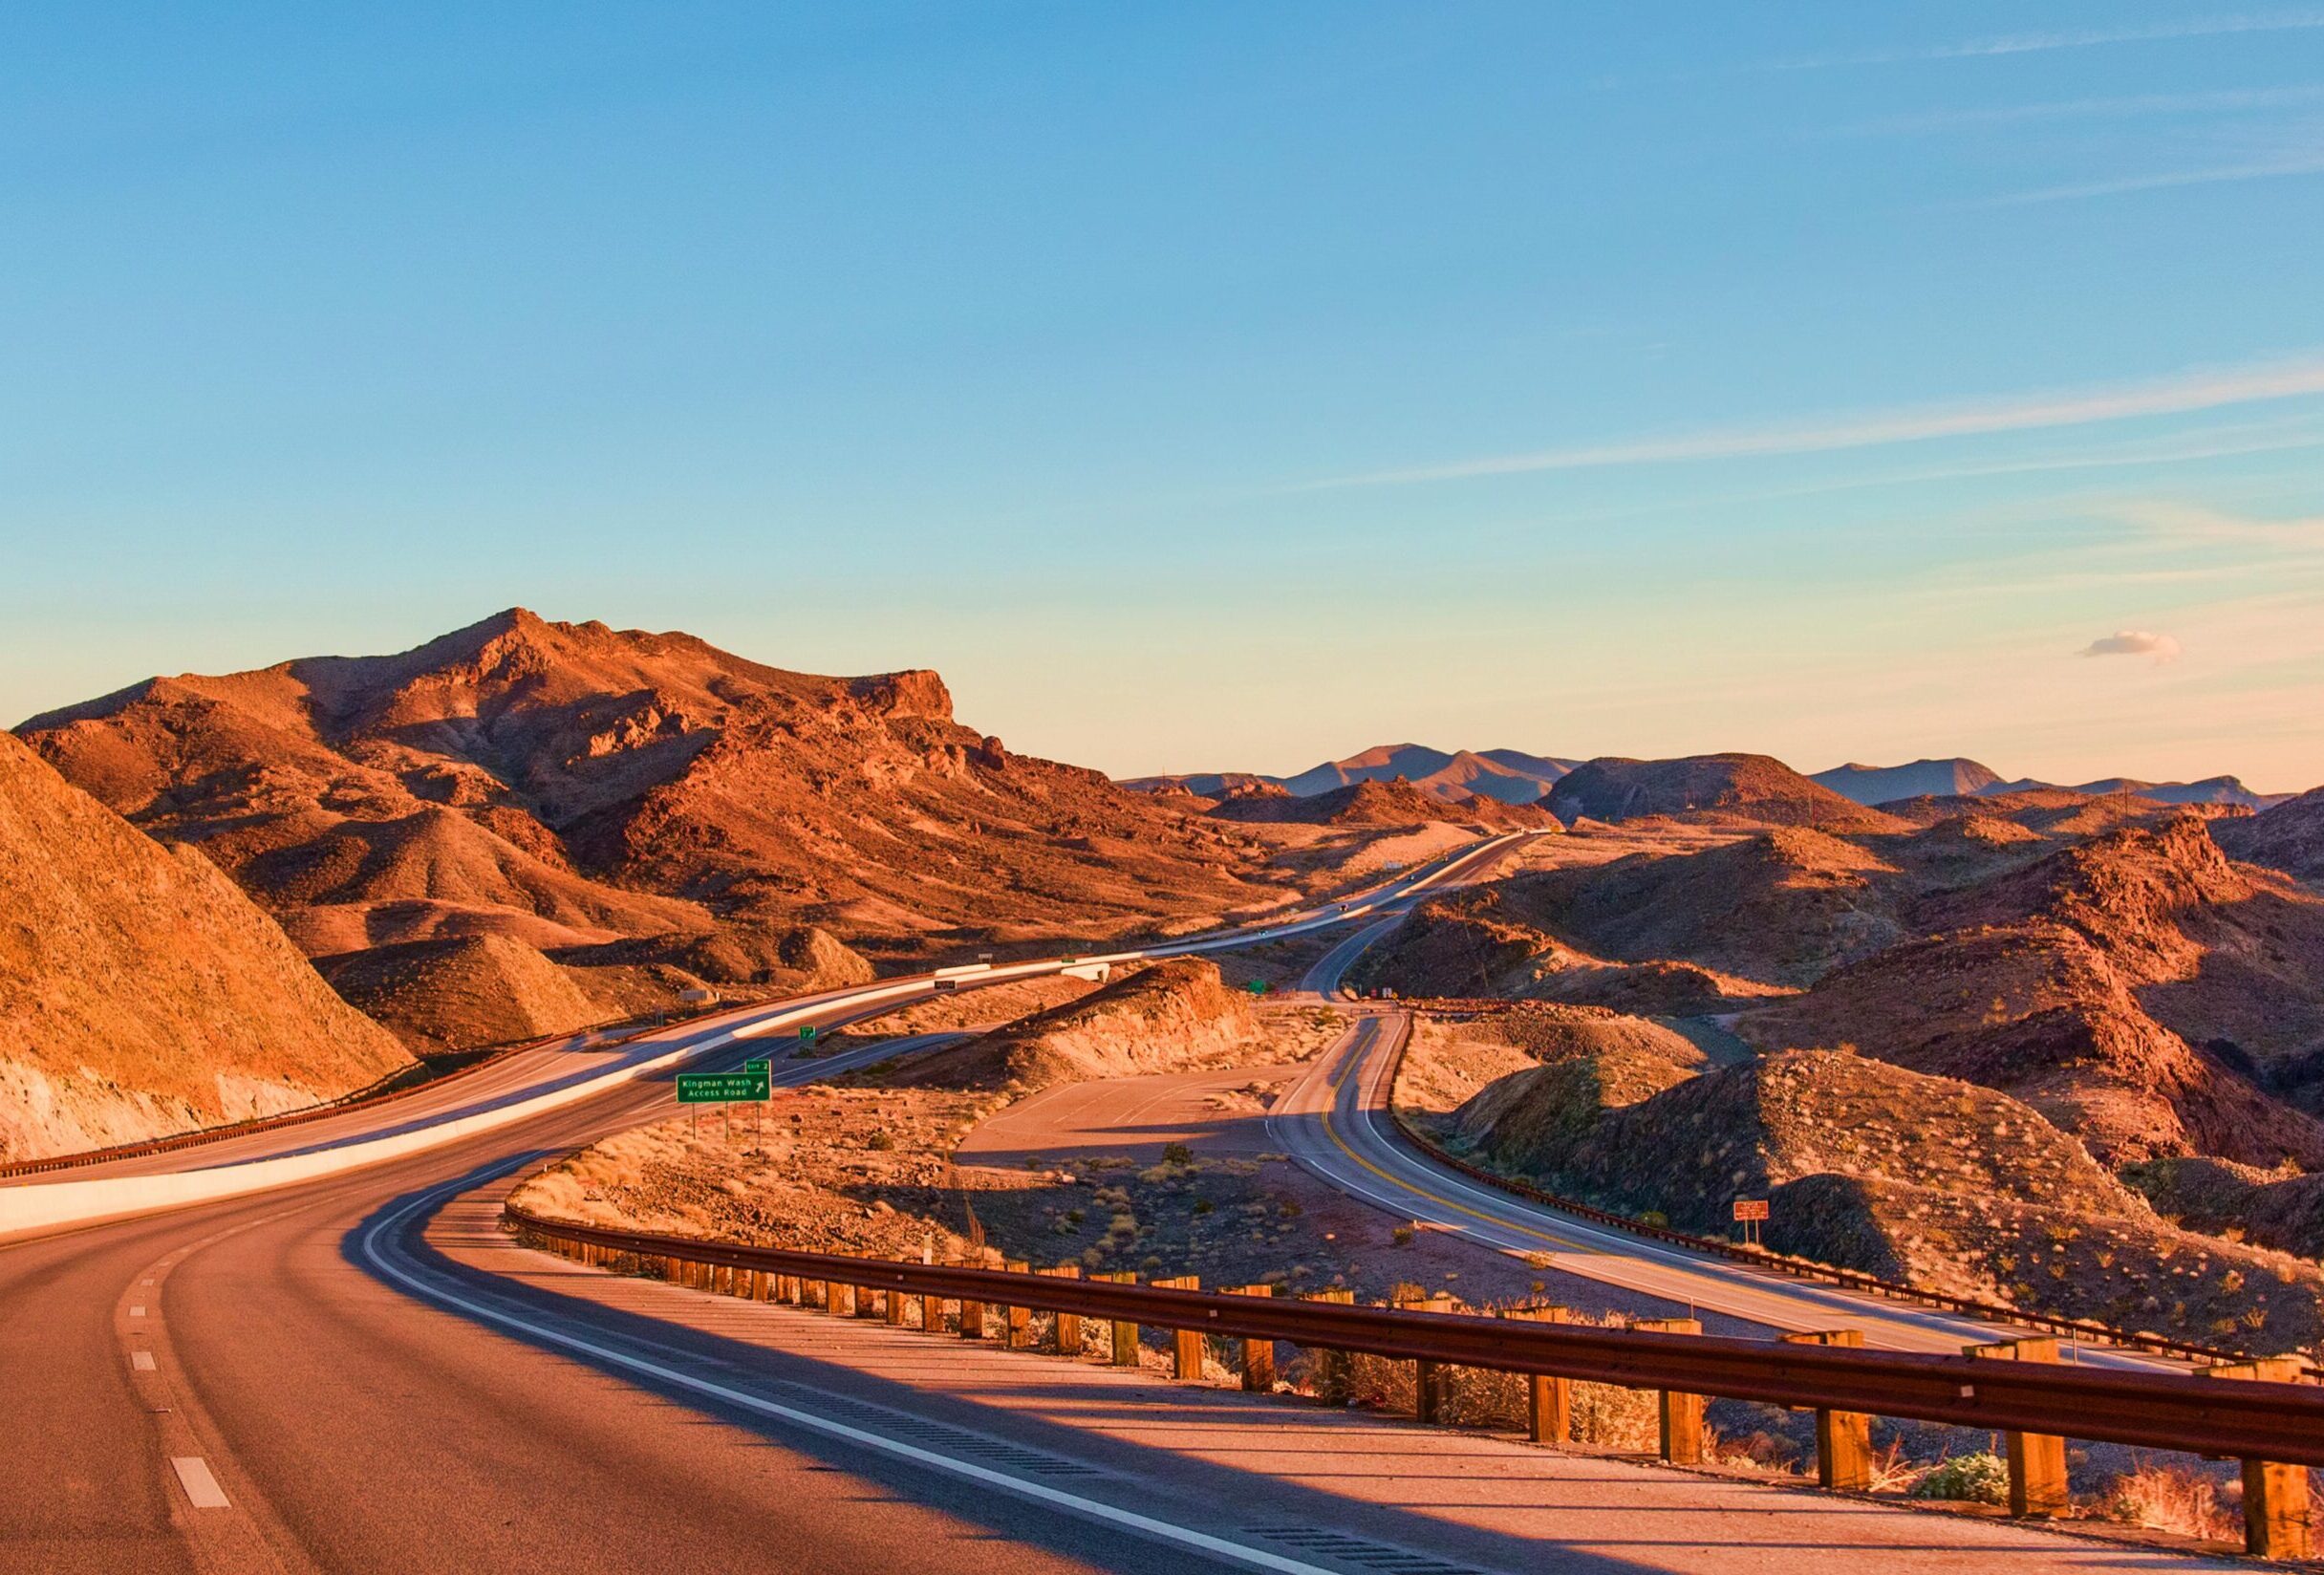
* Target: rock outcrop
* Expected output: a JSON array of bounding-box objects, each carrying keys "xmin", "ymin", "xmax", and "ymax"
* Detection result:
[{"xmin": 0, "ymin": 732, "xmax": 413, "ymax": 1160}]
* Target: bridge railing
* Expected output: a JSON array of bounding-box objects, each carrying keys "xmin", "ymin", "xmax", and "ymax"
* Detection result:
[{"xmin": 506, "ymin": 1202, "xmax": 2320, "ymax": 1560}]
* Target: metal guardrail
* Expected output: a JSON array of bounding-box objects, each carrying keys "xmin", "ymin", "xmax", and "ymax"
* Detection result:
[
  {"xmin": 0, "ymin": 1003, "xmax": 727, "ymax": 1180},
  {"xmin": 1378, "ymin": 1003, "xmax": 2287, "ymax": 1372},
  {"xmin": 503, "ymin": 1202, "xmax": 2324, "ymax": 1471}
]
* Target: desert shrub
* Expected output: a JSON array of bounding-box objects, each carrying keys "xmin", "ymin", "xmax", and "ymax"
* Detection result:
[
  {"xmin": 865, "ymin": 1131, "xmax": 894, "ymax": 1151},
  {"xmin": 1390, "ymin": 1225, "xmax": 1415, "ymax": 1246},
  {"xmin": 1161, "ymin": 1142, "xmax": 1194, "ymax": 1167},
  {"xmin": 1569, "ymin": 1381, "xmax": 1659, "ymax": 1449},
  {"xmin": 2098, "ymin": 1462, "xmax": 2239, "ymax": 1543},
  {"xmin": 1911, "ymin": 1453, "xmax": 2009, "ymax": 1505}
]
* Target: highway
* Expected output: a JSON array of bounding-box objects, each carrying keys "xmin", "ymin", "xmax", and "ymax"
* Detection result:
[
  {"xmin": 0, "ymin": 831, "xmax": 1564, "ymax": 1574},
  {"xmin": 1268, "ymin": 931, "xmax": 2172, "ymax": 1367},
  {"xmin": 0, "ymin": 826, "xmax": 2222, "ymax": 1571}
]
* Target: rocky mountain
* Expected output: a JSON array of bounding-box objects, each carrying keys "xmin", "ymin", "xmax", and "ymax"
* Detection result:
[
  {"xmin": 1125, "ymin": 744, "xmax": 1577, "ymax": 806},
  {"xmin": 894, "ymin": 958, "xmax": 1255, "ymax": 1093},
  {"xmin": 1419, "ymin": 1035, "xmax": 2324, "ymax": 1350},
  {"xmin": 2213, "ymin": 787, "xmax": 2324, "ymax": 884},
  {"xmin": 1811, "ymin": 758, "xmax": 2001, "ymax": 805},
  {"xmin": 0, "ymin": 731, "xmax": 414, "ymax": 1161},
  {"xmin": 1542, "ymin": 753, "xmax": 1911, "ymax": 834},
  {"xmin": 1206, "ymin": 777, "xmax": 1556, "ymax": 830},
  {"xmin": 1745, "ymin": 816, "xmax": 2324, "ymax": 1168},
  {"xmin": 319, "ymin": 934, "xmax": 606, "ymax": 1056},
  {"xmin": 17, "ymin": 611, "xmax": 1303, "ymax": 974},
  {"xmin": 1983, "ymin": 774, "xmax": 2287, "ymax": 810}
]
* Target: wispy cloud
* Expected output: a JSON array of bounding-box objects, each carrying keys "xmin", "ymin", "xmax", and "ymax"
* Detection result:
[
  {"xmin": 1983, "ymin": 145, "xmax": 2324, "ymax": 203},
  {"xmin": 1848, "ymin": 84, "xmax": 2324, "ymax": 135},
  {"xmin": 2109, "ymin": 498, "xmax": 2324, "ymax": 547},
  {"xmin": 1764, "ymin": 12, "xmax": 2324, "ymax": 71},
  {"xmin": 1303, "ymin": 355, "xmax": 2324, "ymax": 490},
  {"xmin": 2081, "ymin": 629, "xmax": 2184, "ymax": 661}
]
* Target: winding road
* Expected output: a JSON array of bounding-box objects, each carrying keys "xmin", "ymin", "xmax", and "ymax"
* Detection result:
[{"xmin": 0, "ymin": 828, "xmax": 2217, "ymax": 1571}]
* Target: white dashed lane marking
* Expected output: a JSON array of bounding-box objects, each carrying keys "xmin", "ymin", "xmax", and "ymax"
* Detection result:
[
  {"xmin": 132, "ymin": 1351, "xmax": 156, "ymax": 1371},
  {"xmin": 170, "ymin": 1456, "xmax": 229, "ymax": 1509},
  {"xmin": 130, "ymin": 1305, "xmax": 146, "ymax": 1317}
]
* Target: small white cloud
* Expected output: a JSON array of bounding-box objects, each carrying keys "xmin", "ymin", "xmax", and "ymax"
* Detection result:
[{"xmin": 2080, "ymin": 630, "xmax": 2183, "ymax": 661}]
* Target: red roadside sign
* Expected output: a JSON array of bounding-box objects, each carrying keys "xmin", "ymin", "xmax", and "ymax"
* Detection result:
[{"xmin": 1732, "ymin": 1198, "xmax": 1770, "ymax": 1222}]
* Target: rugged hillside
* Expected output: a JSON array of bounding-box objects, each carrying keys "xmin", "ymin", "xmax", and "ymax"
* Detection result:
[
  {"xmin": 1987, "ymin": 774, "xmax": 2289, "ymax": 810},
  {"xmin": 1543, "ymin": 754, "xmax": 1911, "ymax": 833},
  {"xmin": 2127, "ymin": 1156, "xmax": 2324, "ymax": 1263},
  {"xmin": 0, "ymin": 732, "xmax": 414, "ymax": 1161},
  {"xmin": 893, "ymin": 959, "xmax": 1256, "ymax": 1092},
  {"xmin": 19, "ymin": 610, "xmax": 1301, "ymax": 962},
  {"xmin": 1362, "ymin": 828, "xmax": 1903, "ymax": 993},
  {"xmin": 1434, "ymin": 1044, "xmax": 2324, "ymax": 1349},
  {"xmin": 2215, "ymin": 787, "xmax": 2324, "ymax": 885},
  {"xmin": 1126, "ymin": 744, "xmax": 1576, "ymax": 806},
  {"xmin": 319, "ymin": 935, "xmax": 605, "ymax": 1054},
  {"xmin": 1743, "ymin": 818, "xmax": 2324, "ymax": 1168},
  {"xmin": 1353, "ymin": 883, "xmax": 1790, "ymax": 1014},
  {"xmin": 1924, "ymin": 816, "xmax": 2324, "ymax": 1086},
  {"xmin": 1207, "ymin": 777, "xmax": 1554, "ymax": 830},
  {"xmin": 1281, "ymin": 744, "xmax": 1573, "ymax": 804},
  {"xmin": 1812, "ymin": 758, "xmax": 2001, "ymax": 805}
]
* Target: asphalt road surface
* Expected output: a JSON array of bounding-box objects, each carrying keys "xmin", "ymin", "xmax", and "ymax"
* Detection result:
[{"xmin": 0, "ymin": 831, "xmax": 2212, "ymax": 1571}]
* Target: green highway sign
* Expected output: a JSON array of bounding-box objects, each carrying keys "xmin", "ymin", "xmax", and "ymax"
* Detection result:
[
  {"xmin": 1247, "ymin": 980, "xmax": 1270, "ymax": 995},
  {"xmin": 676, "ymin": 1068, "xmax": 770, "ymax": 1104},
  {"xmin": 743, "ymin": 1057, "xmax": 770, "ymax": 1075},
  {"xmin": 799, "ymin": 1025, "xmax": 818, "ymax": 1042}
]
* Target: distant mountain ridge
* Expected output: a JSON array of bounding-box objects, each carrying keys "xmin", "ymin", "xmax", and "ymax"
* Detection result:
[
  {"xmin": 1125, "ymin": 743, "xmax": 1578, "ymax": 806},
  {"xmin": 1812, "ymin": 759, "xmax": 2002, "ymax": 804},
  {"xmin": 1815, "ymin": 759, "xmax": 2285, "ymax": 811}
]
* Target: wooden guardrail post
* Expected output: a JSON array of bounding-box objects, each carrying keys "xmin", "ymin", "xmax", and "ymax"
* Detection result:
[
  {"xmin": 1095, "ymin": 1272, "xmax": 1141, "ymax": 1366},
  {"xmin": 805, "ymin": 1276, "xmax": 828, "ymax": 1309},
  {"xmin": 920, "ymin": 1271, "xmax": 948, "ymax": 1335},
  {"xmin": 830, "ymin": 1282, "xmax": 858, "ymax": 1317},
  {"xmin": 2203, "ymin": 1356, "xmax": 2313, "ymax": 1560},
  {"xmin": 1502, "ymin": 1305, "xmax": 1572, "ymax": 1444},
  {"xmin": 1003, "ymin": 1261, "xmax": 1034, "ymax": 1348},
  {"xmin": 1778, "ymin": 1329, "xmax": 1873, "ymax": 1490},
  {"xmin": 885, "ymin": 1280, "xmax": 909, "ymax": 1325},
  {"xmin": 1306, "ymin": 1288, "xmax": 1355, "ymax": 1403},
  {"xmin": 662, "ymin": 1255, "xmax": 683, "ymax": 1284},
  {"xmin": 1151, "ymin": 1276, "xmax": 1205, "ymax": 1379},
  {"xmin": 1043, "ymin": 1266, "xmax": 1083, "ymax": 1354},
  {"xmin": 1230, "ymin": 1285, "xmax": 1276, "ymax": 1392},
  {"xmin": 1395, "ymin": 1294, "xmax": 1456, "ymax": 1423},
  {"xmin": 1631, "ymin": 1318, "xmax": 1706, "ymax": 1464},
  {"xmin": 958, "ymin": 1277, "xmax": 986, "ymax": 1339},
  {"xmin": 1968, "ymin": 1337, "xmax": 2068, "ymax": 1518},
  {"xmin": 855, "ymin": 1281, "xmax": 882, "ymax": 1319}
]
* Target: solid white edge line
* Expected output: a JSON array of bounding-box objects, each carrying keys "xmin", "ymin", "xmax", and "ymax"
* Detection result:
[
  {"xmin": 356, "ymin": 1181, "xmax": 1338, "ymax": 1575},
  {"xmin": 170, "ymin": 1456, "xmax": 230, "ymax": 1509}
]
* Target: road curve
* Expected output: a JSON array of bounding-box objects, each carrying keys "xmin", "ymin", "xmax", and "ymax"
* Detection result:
[
  {"xmin": 1272, "ymin": 936, "xmax": 2173, "ymax": 1368},
  {"xmin": 0, "ymin": 831, "xmax": 1541, "ymax": 1573}
]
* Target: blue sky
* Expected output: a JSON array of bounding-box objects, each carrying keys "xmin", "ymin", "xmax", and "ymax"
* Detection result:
[{"xmin": 6, "ymin": 4, "xmax": 2322, "ymax": 788}]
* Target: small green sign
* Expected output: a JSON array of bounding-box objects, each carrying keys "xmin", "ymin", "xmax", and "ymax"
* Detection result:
[
  {"xmin": 1247, "ymin": 980, "xmax": 1270, "ymax": 995},
  {"xmin": 743, "ymin": 1057, "xmax": 770, "ymax": 1075},
  {"xmin": 799, "ymin": 1025, "xmax": 818, "ymax": 1042},
  {"xmin": 677, "ymin": 1068, "xmax": 770, "ymax": 1104}
]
